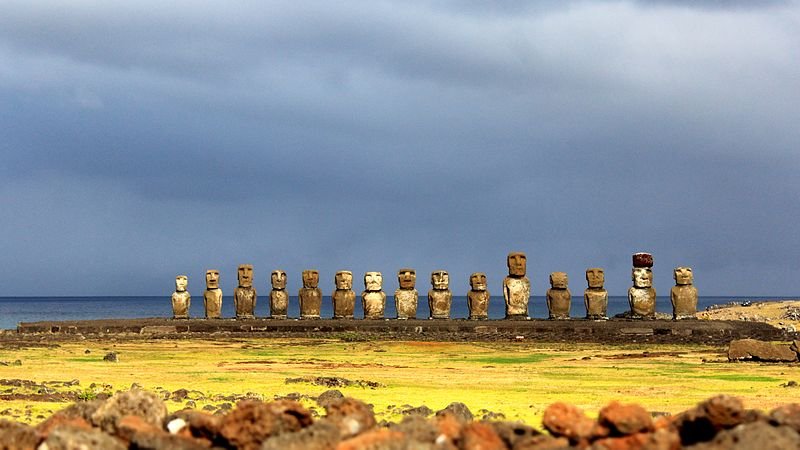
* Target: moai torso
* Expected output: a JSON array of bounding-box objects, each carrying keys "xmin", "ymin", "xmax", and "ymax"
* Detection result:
[
  {"xmin": 428, "ymin": 270, "xmax": 452, "ymax": 319},
  {"xmin": 203, "ymin": 269, "xmax": 223, "ymax": 319},
  {"xmin": 504, "ymin": 252, "xmax": 530, "ymax": 319},
  {"xmin": 362, "ymin": 272, "xmax": 386, "ymax": 319},
  {"xmin": 584, "ymin": 268, "xmax": 608, "ymax": 319},
  {"xmin": 467, "ymin": 273, "xmax": 490, "ymax": 320},
  {"xmin": 546, "ymin": 272, "xmax": 571, "ymax": 320},
  {"xmin": 234, "ymin": 264, "xmax": 257, "ymax": 319},
  {"xmin": 270, "ymin": 270, "xmax": 289, "ymax": 319},
  {"xmin": 171, "ymin": 275, "xmax": 190, "ymax": 319},
  {"xmin": 628, "ymin": 253, "xmax": 655, "ymax": 319},
  {"xmin": 671, "ymin": 267, "xmax": 698, "ymax": 320},
  {"xmin": 394, "ymin": 268, "xmax": 418, "ymax": 320},
  {"xmin": 299, "ymin": 270, "xmax": 322, "ymax": 319},
  {"xmin": 332, "ymin": 271, "xmax": 356, "ymax": 319}
]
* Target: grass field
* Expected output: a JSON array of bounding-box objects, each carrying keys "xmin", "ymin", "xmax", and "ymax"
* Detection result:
[{"xmin": 0, "ymin": 337, "xmax": 797, "ymax": 425}]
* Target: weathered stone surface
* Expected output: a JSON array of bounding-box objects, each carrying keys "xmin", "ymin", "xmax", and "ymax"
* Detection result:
[
  {"xmin": 203, "ymin": 269, "xmax": 222, "ymax": 319},
  {"xmin": 688, "ymin": 421, "xmax": 800, "ymax": 450},
  {"xmin": 542, "ymin": 402, "xmax": 594, "ymax": 443},
  {"xmin": 324, "ymin": 397, "xmax": 376, "ymax": 439},
  {"xmin": 166, "ymin": 409, "xmax": 221, "ymax": 443},
  {"xmin": 172, "ymin": 275, "xmax": 191, "ymax": 319},
  {"xmin": 316, "ymin": 390, "xmax": 345, "ymax": 408},
  {"xmin": 673, "ymin": 395, "xmax": 746, "ymax": 445},
  {"xmin": 389, "ymin": 415, "xmax": 440, "ymax": 446},
  {"xmin": 770, "ymin": 404, "xmax": 800, "ymax": 433},
  {"xmin": 362, "ymin": 272, "xmax": 386, "ymax": 320},
  {"xmin": 671, "ymin": 267, "xmax": 698, "ymax": 320},
  {"xmin": 218, "ymin": 399, "xmax": 312, "ymax": 450},
  {"xmin": 234, "ymin": 264, "xmax": 257, "ymax": 319},
  {"xmin": 333, "ymin": 271, "xmax": 356, "ymax": 319},
  {"xmin": 299, "ymin": 270, "xmax": 322, "ymax": 319},
  {"xmin": 504, "ymin": 252, "xmax": 530, "ymax": 319},
  {"xmin": 486, "ymin": 421, "xmax": 541, "ymax": 448},
  {"xmin": 633, "ymin": 267, "xmax": 653, "ymax": 289},
  {"xmin": 598, "ymin": 401, "xmax": 654, "ymax": 436},
  {"xmin": 628, "ymin": 286, "xmax": 656, "ymax": 319},
  {"xmin": 336, "ymin": 428, "xmax": 407, "ymax": 450},
  {"xmin": 633, "ymin": 252, "xmax": 653, "ymax": 268},
  {"xmin": 261, "ymin": 419, "xmax": 340, "ymax": 450},
  {"xmin": 0, "ymin": 419, "xmax": 41, "ymax": 450},
  {"xmin": 728, "ymin": 339, "xmax": 798, "ymax": 362},
  {"xmin": 428, "ymin": 270, "xmax": 452, "ymax": 319},
  {"xmin": 270, "ymin": 270, "xmax": 288, "ymax": 319},
  {"xmin": 461, "ymin": 422, "xmax": 505, "ymax": 450},
  {"xmin": 90, "ymin": 389, "xmax": 168, "ymax": 434},
  {"xmin": 546, "ymin": 272, "xmax": 571, "ymax": 320},
  {"xmin": 467, "ymin": 273, "xmax": 490, "ymax": 320},
  {"xmin": 395, "ymin": 268, "xmax": 418, "ymax": 319},
  {"xmin": 40, "ymin": 426, "xmax": 125, "ymax": 450},
  {"xmin": 435, "ymin": 402, "xmax": 474, "ymax": 424},
  {"xmin": 585, "ymin": 268, "xmax": 608, "ymax": 319}
]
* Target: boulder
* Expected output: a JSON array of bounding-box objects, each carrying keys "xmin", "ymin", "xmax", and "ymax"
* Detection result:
[{"xmin": 728, "ymin": 339, "xmax": 798, "ymax": 362}]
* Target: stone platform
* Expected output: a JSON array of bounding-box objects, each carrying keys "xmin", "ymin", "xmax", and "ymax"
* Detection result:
[{"xmin": 14, "ymin": 318, "xmax": 788, "ymax": 344}]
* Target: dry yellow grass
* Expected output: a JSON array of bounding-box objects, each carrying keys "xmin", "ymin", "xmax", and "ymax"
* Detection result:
[{"xmin": 0, "ymin": 337, "xmax": 797, "ymax": 425}]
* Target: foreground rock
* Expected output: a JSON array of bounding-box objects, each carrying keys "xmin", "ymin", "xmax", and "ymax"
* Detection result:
[{"xmin": 1, "ymin": 391, "xmax": 799, "ymax": 449}]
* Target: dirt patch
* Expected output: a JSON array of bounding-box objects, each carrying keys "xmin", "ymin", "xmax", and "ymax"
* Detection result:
[{"xmin": 602, "ymin": 351, "xmax": 688, "ymax": 360}]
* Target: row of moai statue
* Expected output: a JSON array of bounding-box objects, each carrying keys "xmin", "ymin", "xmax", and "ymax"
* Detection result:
[{"xmin": 171, "ymin": 252, "xmax": 698, "ymax": 320}]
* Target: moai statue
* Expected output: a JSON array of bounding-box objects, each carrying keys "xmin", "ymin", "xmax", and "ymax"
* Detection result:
[
  {"xmin": 332, "ymin": 271, "xmax": 356, "ymax": 319},
  {"xmin": 584, "ymin": 268, "xmax": 608, "ymax": 320},
  {"xmin": 203, "ymin": 269, "xmax": 223, "ymax": 319},
  {"xmin": 428, "ymin": 270, "xmax": 452, "ymax": 319},
  {"xmin": 234, "ymin": 264, "xmax": 257, "ymax": 319},
  {"xmin": 362, "ymin": 272, "xmax": 386, "ymax": 319},
  {"xmin": 171, "ymin": 275, "xmax": 190, "ymax": 319},
  {"xmin": 467, "ymin": 272, "xmax": 490, "ymax": 320},
  {"xmin": 671, "ymin": 267, "xmax": 698, "ymax": 320},
  {"xmin": 270, "ymin": 270, "xmax": 288, "ymax": 319},
  {"xmin": 503, "ymin": 252, "xmax": 531, "ymax": 319},
  {"xmin": 546, "ymin": 272, "xmax": 571, "ymax": 320},
  {"xmin": 628, "ymin": 253, "xmax": 656, "ymax": 319},
  {"xmin": 299, "ymin": 270, "xmax": 322, "ymax": 319},
  {"xmin": 395, "ymin": 268, "xmax": 418, "ymax": 320}
]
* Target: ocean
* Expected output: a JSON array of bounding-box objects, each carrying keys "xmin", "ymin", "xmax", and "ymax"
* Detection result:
[{"xmin": 0, "ymin": 296, "xmax": 785, "ymax": 330}]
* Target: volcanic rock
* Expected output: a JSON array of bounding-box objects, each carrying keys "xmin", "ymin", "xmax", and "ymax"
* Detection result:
[{"xmin": 727, "ymin": 339, "xmax": 798, "ymax": 362}]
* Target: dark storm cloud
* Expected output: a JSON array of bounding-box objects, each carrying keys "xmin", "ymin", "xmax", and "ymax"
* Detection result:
[{"xmin": 0, "ymin": 1, "xmax": 798, "ymax": 297}]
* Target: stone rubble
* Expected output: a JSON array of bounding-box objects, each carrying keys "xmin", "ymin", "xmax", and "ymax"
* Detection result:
[{"xmin": 1, "ymin": 390, "xmax": 799, "ymax": 449}]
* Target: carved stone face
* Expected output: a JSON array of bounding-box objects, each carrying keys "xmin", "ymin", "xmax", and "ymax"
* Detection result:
[
  {"xmin": 335, "ymin": 271, "xmax": 353, "ymax": 290},
  {"xmin": 470, "ymin": 273, "xmax": 487, "ymax": 291},
  {"xmin": 205, "ymin": 270, "xmax": 219, "ymax": 289},
  {"xmin": 632, "ymin": 267, "xmax": 653, "ymax": 288},
  {"xmin": 364, "ymin": 272, "xmax": 383, "ymax": 291},
  {"xmin": 302, "ymin": 270, "xmax": 319, "ymax": 288},
  {"xmin": 271, "ymin": 270, "xmax": 287, "ymax": 289},
  {"xmin": 507, "ymin": 252, "xmax": 527, "ymax": 277},
  {"xmin": 586, "ymin": 268, "xmax": 604, "ymax": 289},
  {"xmin": 175, "ymin": 275, "xmax": 188, "ymax": 292},
  {"xmin": 550, "ymin": 272, "xmax": 568, "ymax": 289},
  {"xmin": 238, "ymin": 264, "xmax": 254, "ymax": 288},
  {"xmin": 431, "ymin": 270, "xmax": 449, "ymax": 290},
  {"xmin": 398, "ymin": 269, "xmax": 416, "ymax": 289},
  {"xmin": 674, "ymin": 267, "xmax": 693, "ymax": 285}
]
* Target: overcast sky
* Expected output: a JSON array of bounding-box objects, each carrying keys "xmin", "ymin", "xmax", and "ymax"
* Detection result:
[{"xmin": 1, "ymin": 0, "xmax": 798, "ymax": 297}]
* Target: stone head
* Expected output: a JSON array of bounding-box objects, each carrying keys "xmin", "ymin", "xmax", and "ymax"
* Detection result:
[
  {"xmin": 398, "ymin": 268, "xmax": 416, "ymax": 289},
  {"xmin": 205, "ymin": 270, "xmax": 219, "ymax": 290},
  {"xmin": 470, "ymin": 272, "xmax": 487, "ymax": 291},
  {"xmin": 237, "ymin": 264, "xmax": 254, "ymax": 288},
  {"xmin": 335, "ymin": 271, "xmax": 353, "ymax": 290},
  {"xmin": 632, "ymin": 267, "xmax": 653, "ymax": 288},
  {"xmin": 585, "ymin": 268, "xmax": 604, "ymax": 289},
  {"xmin": 674, "ymin": 267, "xmax": 694, "ymax": 286},
  {"xmin": 431, "ymin": 270, "xmax": 449, "ymax": 290},
  {"xmin": 271, "ymin": 270, "xmax": 287, "ymax": 289},
  {"xmin": 550, "ymin": 272, "xmax": 568, "ymax": 289},
  {"xmin": 507, "ymin": 252, "xmax": 527, "ymax": 277},
  {"xmin": 302, "ymin": 270, "xmax": 319, "ymax": 288},
  {"xmin": 175, "ymin": 275, "xmax": 188, "ymax": 292},
  {"xmin": 364, "ymin": 271, "xmax": 383, "ymax": 291}
]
